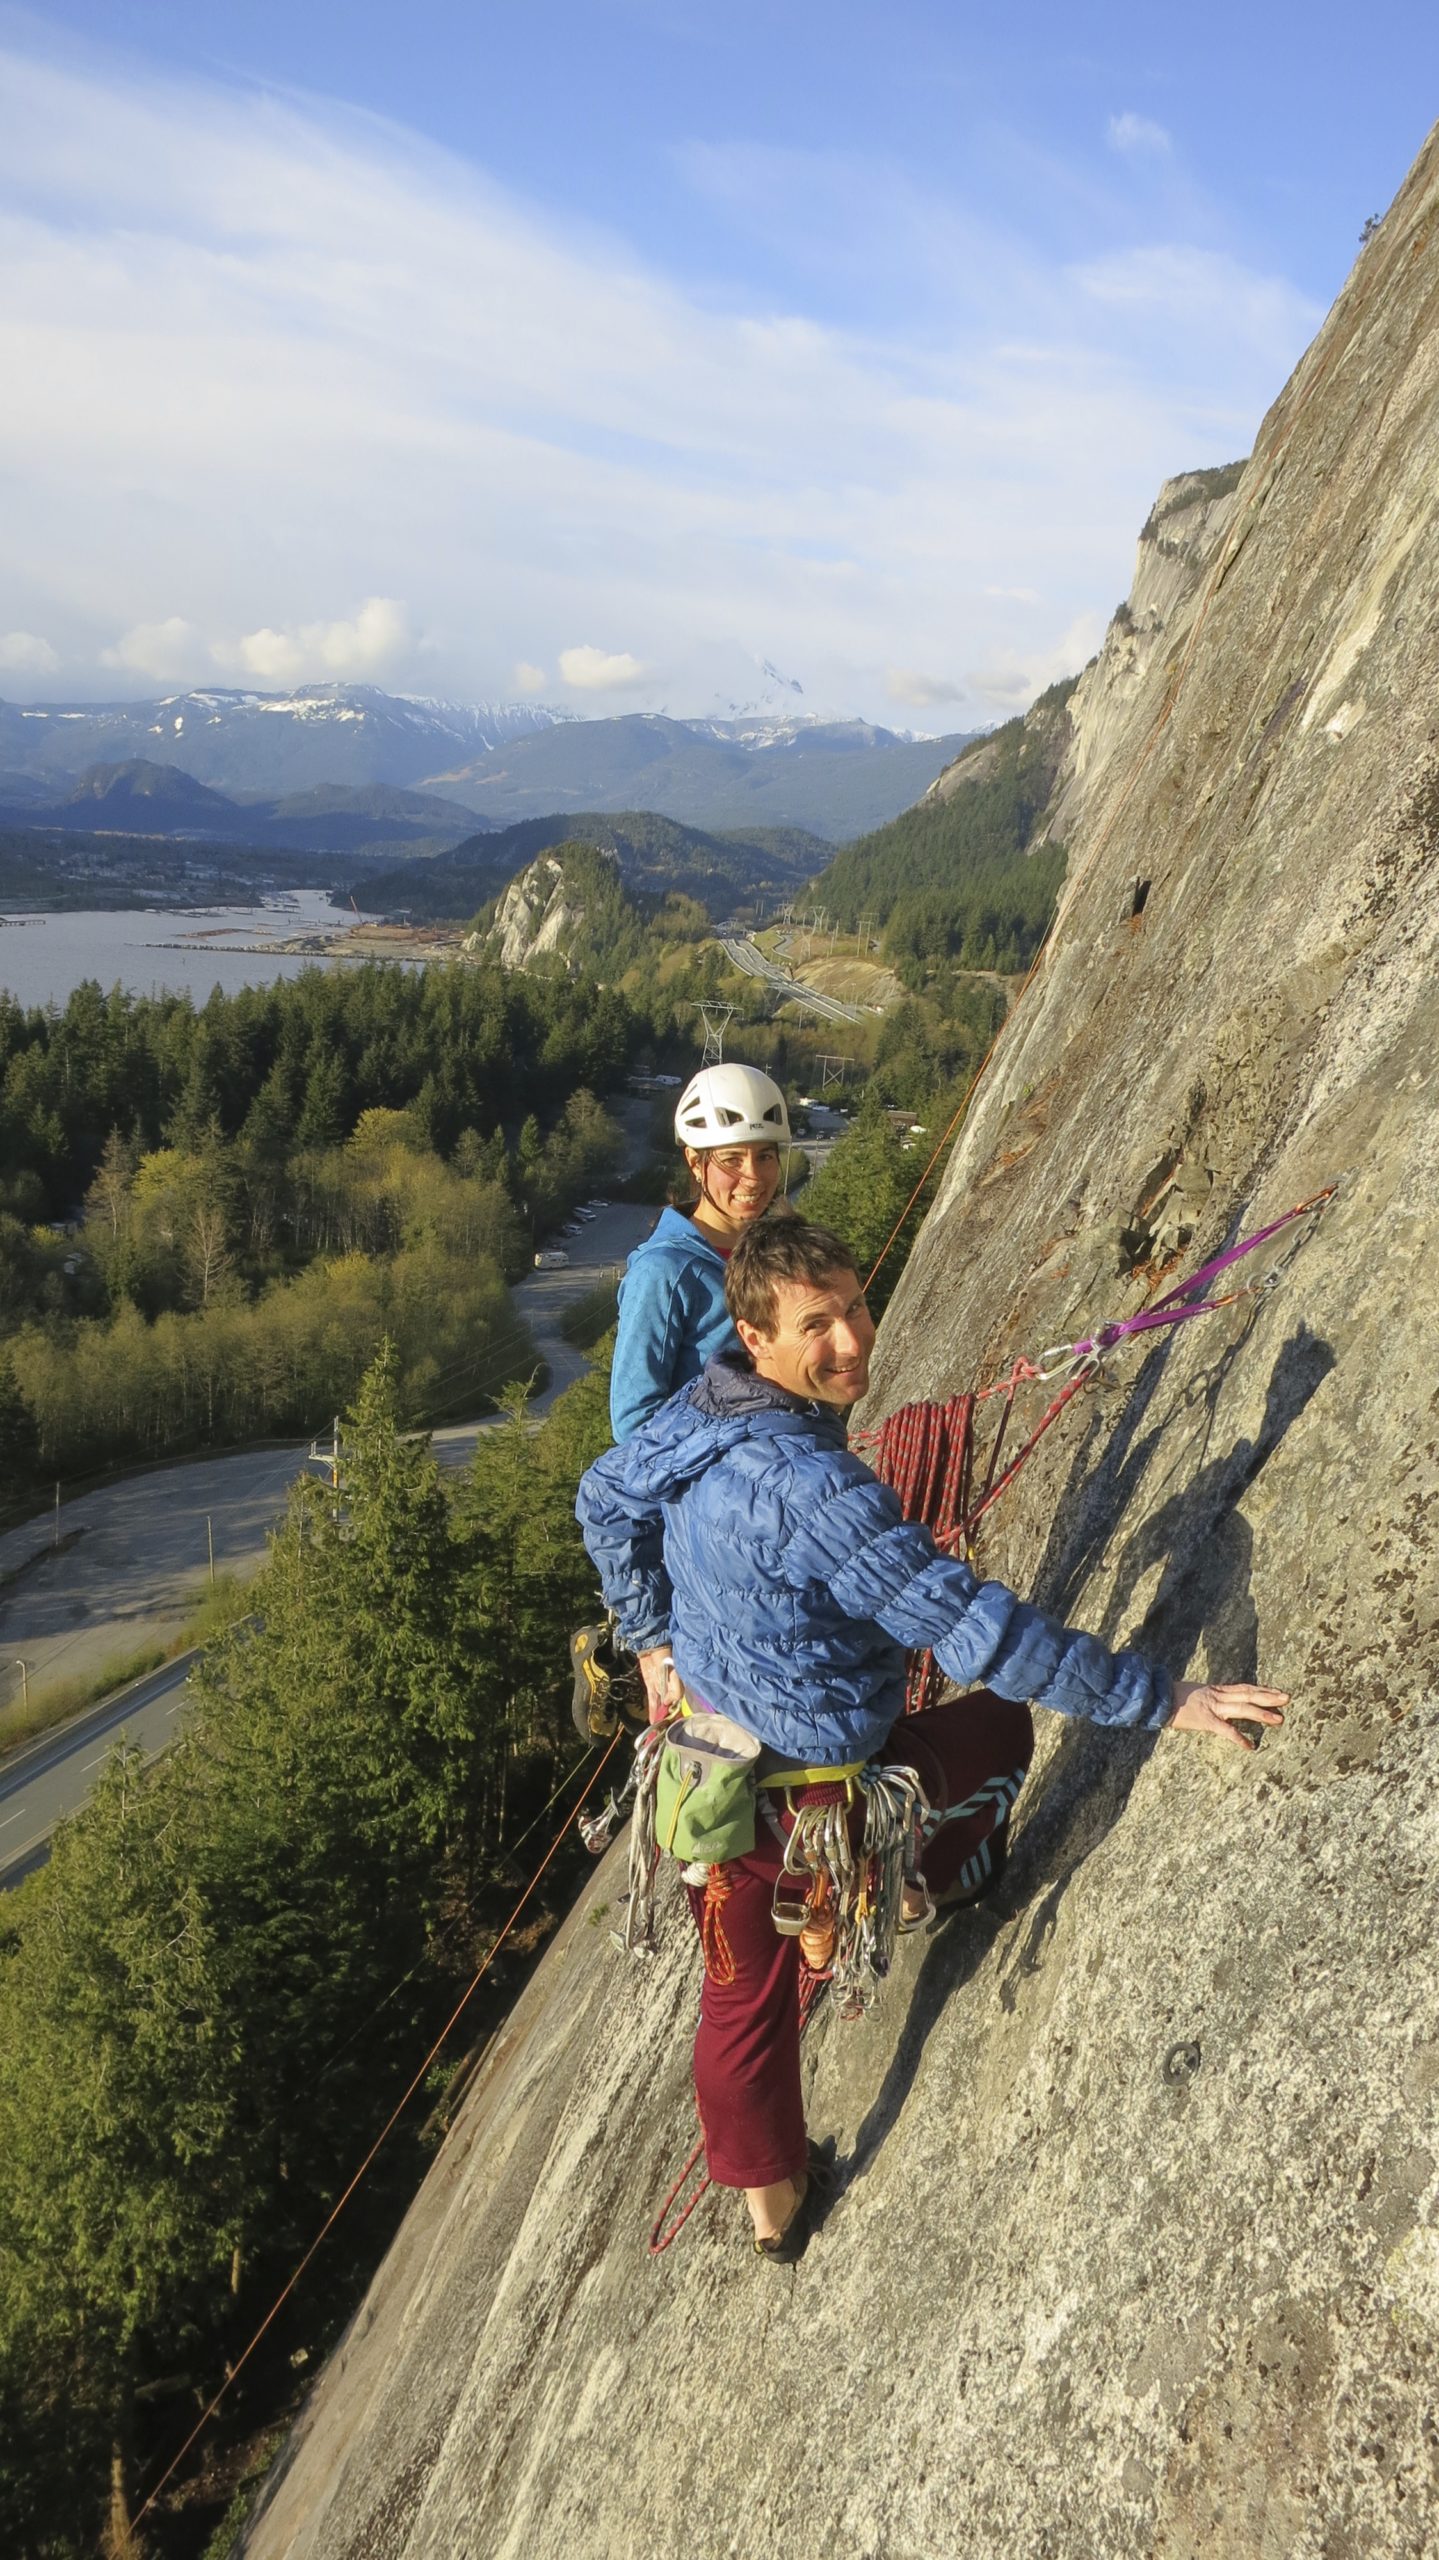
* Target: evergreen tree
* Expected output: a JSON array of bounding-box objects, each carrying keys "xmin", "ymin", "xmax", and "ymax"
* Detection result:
[{"xmin": 797, "ymin": 1095, "xmax": 922, "ymax": 1312}]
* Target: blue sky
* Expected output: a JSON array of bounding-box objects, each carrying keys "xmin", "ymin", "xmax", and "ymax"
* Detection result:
[{"xmin": 1, "ymin": 2, "xmax": 1434, "ymax": 725}]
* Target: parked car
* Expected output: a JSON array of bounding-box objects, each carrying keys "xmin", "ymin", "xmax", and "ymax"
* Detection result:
[{"xmin": 534, "ymin": 1249, "xmax": 570, "ymax": 1268}]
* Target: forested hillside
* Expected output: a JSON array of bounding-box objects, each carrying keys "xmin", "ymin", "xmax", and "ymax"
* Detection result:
[
  {"xmin": 0, "ymin": 827, "xmax": 347, "ymax": 910},
  {"xmin": 0, "ymin": 963, "xmax": 641, "ymax": 1487},
  {"xmin": 809, "ymin": 679, "xmax": 1074, "ymax": 981},
  {"xmin": 356, "ymin": 808, "xmax": 826, "ymax": 922},
  {"xmin": 0, "ymin": 1348, "xmax": 618, "ymax": 2559}
]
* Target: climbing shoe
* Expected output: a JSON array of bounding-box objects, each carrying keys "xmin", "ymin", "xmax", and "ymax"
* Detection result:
[
  {"xmin": 930, "ymin": 1814, "xmax": 1011, "ymax": 1913},
  {"xmin": 752, "ymin": 2138, "xmax": 836, "ymax": 2268},
  {"xmin": 569, "ymin": 1620, "xmax": 643, "ymax": 1742}
]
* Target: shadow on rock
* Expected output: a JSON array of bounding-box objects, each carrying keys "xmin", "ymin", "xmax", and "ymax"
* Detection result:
[
  {"xmin": 841, "ymin": 1899, "xmax": 1009, "ymax": 2192},
  {"xmin": 1102, "ymin": 1321, "xmax": 1335, "ymax": 1673}
]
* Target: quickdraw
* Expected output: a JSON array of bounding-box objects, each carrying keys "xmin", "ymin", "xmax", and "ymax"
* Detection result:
[
  {"xmin": 616, "ymin": 1722, "xmax": 667, "ymax": 1956},
  {"xmin": 764, "ymin": 1761, "xmax": 927, "ymax": 2020}
]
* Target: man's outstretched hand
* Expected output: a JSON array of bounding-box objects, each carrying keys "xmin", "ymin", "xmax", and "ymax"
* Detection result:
[{"xmin": 1169, "ymin": 1679, "xmax": 1288, "ymax": 1750}]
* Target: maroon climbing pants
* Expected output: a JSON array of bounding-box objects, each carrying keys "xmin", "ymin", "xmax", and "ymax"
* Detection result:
[{"xmin": 684, "ymin": 1688, "xmax": 1033, "ymax": 2190}]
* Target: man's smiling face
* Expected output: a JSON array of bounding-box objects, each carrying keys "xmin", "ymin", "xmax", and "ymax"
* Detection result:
[{"xmin": 735, "ymin": 1266, "xmax": 876, "ymax": 1408}]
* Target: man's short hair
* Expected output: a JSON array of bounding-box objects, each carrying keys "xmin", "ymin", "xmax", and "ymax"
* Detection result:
[{"xmin": 725, "ymin": 1219, "xmax": 861, "ymax": 1335}]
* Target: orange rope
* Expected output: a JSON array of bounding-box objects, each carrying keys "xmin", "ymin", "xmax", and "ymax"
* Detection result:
[
  {"xmin": 700, "ymin": 1863, "xmax": 737, "ymax": 1986},
  {"xmin": 129, "ymin": 1731, "xmax": 622, "ymax": 2538}
]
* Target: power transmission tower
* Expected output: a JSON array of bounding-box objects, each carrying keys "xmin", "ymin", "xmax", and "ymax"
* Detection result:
[
  {"xmin": 818, "ymin": 1053, "xmax": 852, "ymax": 1093},
  {"xmin": 685, "ymin": 1001, "xmax": 734, "ymax": 1065}
]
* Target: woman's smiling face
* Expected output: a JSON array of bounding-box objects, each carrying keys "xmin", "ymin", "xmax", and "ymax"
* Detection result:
[{"xmin": 687, "ymin": 1142, "xmax": 782, "ymax": 1236}]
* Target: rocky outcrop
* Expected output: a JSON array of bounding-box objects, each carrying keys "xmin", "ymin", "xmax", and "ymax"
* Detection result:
[
  {"xmin": 488, "ymin": 850, "xmax": 602, "ymax": 969},
  {"xmin": 240, "ymin": 130, "xmax": 1439, "ymax": 2560}
]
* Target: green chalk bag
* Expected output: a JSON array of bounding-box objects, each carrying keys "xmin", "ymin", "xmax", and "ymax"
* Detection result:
[{"xmin": 655, "ymin": 1710, "xmax": 761, "ymax": 1865}]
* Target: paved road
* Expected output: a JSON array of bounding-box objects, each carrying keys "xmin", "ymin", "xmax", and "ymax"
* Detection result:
[
  {"xmin": 0, "ymin": 1201, "xmax": 650, "ymax": 1726},
  {"xmin": 0, "ymin": 1193, "xmax": 653, "ymax": 1880},
  {"xmin": 0, "ymin": 1652, "xmax": 196, "ymax": 1887},
  {"xmin": 718, "ymin": 934, "xmax": 866, "ymax": 1023}
]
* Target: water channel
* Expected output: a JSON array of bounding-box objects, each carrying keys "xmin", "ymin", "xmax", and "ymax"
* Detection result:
[{"xmin": 0, "ymin": 891, "xmax": 368, "ymax": 1009}]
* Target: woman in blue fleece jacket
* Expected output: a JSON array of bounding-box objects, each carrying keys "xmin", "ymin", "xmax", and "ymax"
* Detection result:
[{"xmin": 609, "ymin": 1061, "xmax": 791, "ymax": 1446}]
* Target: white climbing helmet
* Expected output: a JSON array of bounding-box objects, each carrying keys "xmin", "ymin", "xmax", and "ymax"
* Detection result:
[{"xmin": 674, "ymin": 1063, "xmax": 790, "ymax": 1152}]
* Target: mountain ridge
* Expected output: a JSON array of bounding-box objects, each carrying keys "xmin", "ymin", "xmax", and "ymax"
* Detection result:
[
  {"xmin": 356, "ymin": 809, "xmax": 829, "ymax": 921},
  {"xmin": 421, "ymin": 709, "xmax": 978, "ymax": 838},
  {"xmin": 0, "ymin": 689, "xmax": 977, "ymax": 841},
  {"xmin": 0, "ymin": 758, "xmax": 485, "ymax": 860}
]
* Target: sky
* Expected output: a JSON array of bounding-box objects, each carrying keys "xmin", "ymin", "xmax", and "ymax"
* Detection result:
[{"xmin": 1, "ymin": 2, "xmax": 1435, "ymax": 729}]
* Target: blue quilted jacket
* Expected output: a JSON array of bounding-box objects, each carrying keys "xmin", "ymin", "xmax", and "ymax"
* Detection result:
[
  {"xmin": 577, "ymin": 1353, "xmax": 1172, "ymax": 1765},
  {"xmin": 609, "ymin": 1207, "xmax": 734, "ymax": 1442}
]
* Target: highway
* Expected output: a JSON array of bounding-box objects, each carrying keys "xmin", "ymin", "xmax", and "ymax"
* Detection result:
[
  {"xmin": 0, "ymin": 1652, "xmax": 196, "ymax": 1887},
  {"xmin": 718, "ymin": 933, "xmax": 866, "ymax": 1023},
  {"xmin": 0, "ymin": 1194, "xmax": 652, "ymax": 1888}
]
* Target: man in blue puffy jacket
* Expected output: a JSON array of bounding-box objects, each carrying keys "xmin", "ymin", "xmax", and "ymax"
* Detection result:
[{"xmin": 576, "ymin": 1220, "xmax": 1286, "ymax": 2259}]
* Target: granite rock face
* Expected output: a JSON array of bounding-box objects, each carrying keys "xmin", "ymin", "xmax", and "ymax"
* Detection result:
[
  {"xmin": 240, "ymin": 135, "xmax": 1439, "ymax": 2560},
  {"xmin": 489, "ymin": 851, "xmax": 592, "ymax": 969}
]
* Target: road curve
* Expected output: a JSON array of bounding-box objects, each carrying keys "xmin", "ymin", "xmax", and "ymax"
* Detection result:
[{"xmin": 718, "ymin": 934, "xmax": 865, "ymax": 1023}]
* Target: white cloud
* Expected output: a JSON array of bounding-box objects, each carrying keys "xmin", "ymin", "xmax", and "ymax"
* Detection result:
[
  {"xmin": 1107, "ymin": 113, "xmax": 1173, "ymax": 159},
  {"xmin": 512, "ymin": 660, "xmax": 548, "ymax": 695},
  {"xmin": 558, "ymin": 645, "xmax": 649, "ymax": 692},
  {"xmin": 886, "ymin": 668, "xmax": 966, "ymax": 708},
  {"xmin": 0, "ymin": 37, "xmax": 1325, "ymax": 724},
  {"xmin": 0, "ymin": 629, "xmax": 59, "ymax": 674},
  {"xmin": 233, "ymin": 597, "xmax": 409, "ymax": 683},
  {"xmin": 100, "ymin": 616, "xmax": 206, "ymax": 681},
  {"xmin": 966, "ymin": 614, "xmax": 1107, "ymax": 713}
]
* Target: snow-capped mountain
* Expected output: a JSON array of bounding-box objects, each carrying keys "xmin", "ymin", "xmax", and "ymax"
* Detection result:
[
  {"xmin": 0, "ymin": 687, "xmax": 977, "ymax": 840},
  {"xmin": 0, "ymin": 685, "xmax": 568, "ymax": 795}
]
